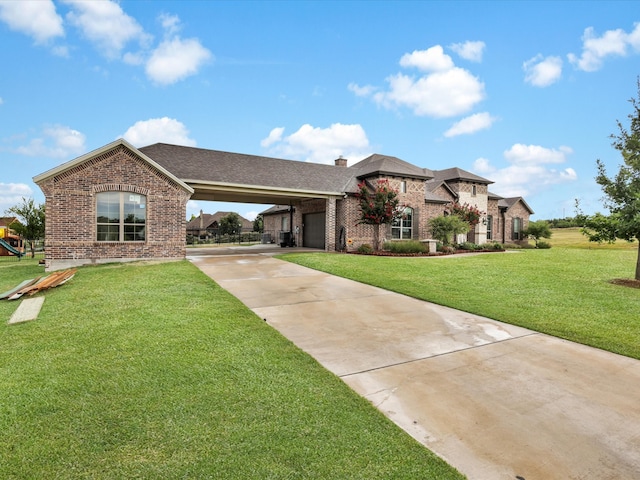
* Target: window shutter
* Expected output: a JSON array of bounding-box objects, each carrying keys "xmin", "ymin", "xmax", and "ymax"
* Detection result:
[{"xmin": 412, "ymin": 207, "xmax": 420, "ymax": 239}]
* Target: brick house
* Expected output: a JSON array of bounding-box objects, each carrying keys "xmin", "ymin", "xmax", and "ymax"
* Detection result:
[
  {"xmin": 186, "ymin": 210, "xmax": 253, "ymax": 239},
  {"xmin": 33, "ymin": 140, "xmax": 193, "ymax": 271},
  {"xmin": 261, "ymin": 155, "xmax": 533, "ymax": 250},
  {"xmin": 34, "ymin": 139, "xmax": 533, "ymax": 270}
]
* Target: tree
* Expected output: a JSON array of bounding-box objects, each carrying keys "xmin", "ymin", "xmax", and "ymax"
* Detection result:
[
  {"xmin": 253, "ymin": 214, "xmax": 264, "ymax": 233},
  {"xmin": 355, "ymin": 179, "xmax": 401, "ymax": 251},
  {"xmin": 5, "ymin": 197, "xmax": 45, "ymax": 258},
  {"xmin": 219, "ymin": 212, "xmax": 242, "ymax": 236},
  {"xmin": 445, "ymin": 201, "xmax": 484, "ymax": 227},
  {"xmin": 428, "ymin": 215, "xmax": 470, "ymax": 246},
  {"xmin": 582, "ymin": 79, "xmax": 640, "ymax": 280},
  {"xmin": 522, "ymin": 220, "xmax": 552, "ymax": 247}
]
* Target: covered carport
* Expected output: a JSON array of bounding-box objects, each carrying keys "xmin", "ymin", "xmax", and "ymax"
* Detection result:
[{"xmin": 138, "ymin": 143, "xmax": 351, "ymax": 251}]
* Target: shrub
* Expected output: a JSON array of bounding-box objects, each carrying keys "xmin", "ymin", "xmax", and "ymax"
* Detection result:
[
  {"xmin": 439, "ymin": 245, "xmax": 456, "ymax": 254},
  {"xmin": 490, "ymin": 242, "xmax": 505, "ymax": 251},
  {"xmin": 357, "ymin": 243, "xmax": 373, "ymax": 254},
  {"xmin": 536, "ymin": 240, "xmax": 552, "ymax": 249},
  {"xmin": 382, "ymin": 240, "xmax": 427, "ymax": 254},
  {"xmin": 458, "ymin": 241, "xmax": 481, "ymax": 251},
  {"xmin": 502, "ymin": 243, "xmax": 521, "ymax": 249}
]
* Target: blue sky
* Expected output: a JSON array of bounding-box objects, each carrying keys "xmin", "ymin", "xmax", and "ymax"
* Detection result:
[{"xmin": 1, "ymin": 1, "xmax": 639, "ymax": 222}]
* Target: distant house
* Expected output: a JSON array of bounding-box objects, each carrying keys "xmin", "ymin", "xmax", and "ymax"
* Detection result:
[
  {"xmin": 0, "ymin": 217, "xmax": 18, "ymax": 238},
  {"xmin": 34, "ymin": 139, "xmax": 533, "ymax": 270},
  {"xmin": 0, "ymin": 216, "xmax": 23, "ymax": 256},
  {"xmin": 186, "ymin": 210, "xmax": 253, "ymax": 239}
]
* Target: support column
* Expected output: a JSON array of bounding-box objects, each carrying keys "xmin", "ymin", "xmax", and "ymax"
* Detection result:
[{"xmin": 325, "ymin": 197, "xmax": 337, "ymax": 251}]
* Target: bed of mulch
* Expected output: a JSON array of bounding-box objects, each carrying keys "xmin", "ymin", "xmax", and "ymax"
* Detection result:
[
  {"xmin": 609, "ymin": 278, "xmax": 640, "ymax": 289},
  {"xmin": 346, "ymin": 249, "xmax": 505, "ymax": 257}
]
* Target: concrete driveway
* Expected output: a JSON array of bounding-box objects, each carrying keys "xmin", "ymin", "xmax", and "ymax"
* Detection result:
[{"xmin": 188, "ymin": 248, "xmax": 640, "ymax": 480}]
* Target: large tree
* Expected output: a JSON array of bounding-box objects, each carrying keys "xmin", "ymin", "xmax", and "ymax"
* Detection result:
[
  {"xmin": 582, "ymin": 79, "xmax": 640, "ymax": 280},
  {"xmin": 219, "ymin": 212, "xmax": 242, "ymax": 236},
  {"xmin": 5, "ymin": 197, "xmax": 45, "ymax": 258},
  {"xmin": 355, "ymin": 179, "xmax": 401, "ymax": 251}
]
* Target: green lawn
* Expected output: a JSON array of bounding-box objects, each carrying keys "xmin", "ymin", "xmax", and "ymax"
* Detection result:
[
  {"xmin": 279, "ymin": 247, "xmax": 640, "ymax": 360},
  {"xmin": 0, "ymin": 260, "xmax": 463, "ymax": 479}
]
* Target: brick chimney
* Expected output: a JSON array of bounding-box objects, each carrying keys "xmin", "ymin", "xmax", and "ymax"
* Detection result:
[{"xmin": 334, "ymin": 155, "xmax": 347, "ymax": 167}]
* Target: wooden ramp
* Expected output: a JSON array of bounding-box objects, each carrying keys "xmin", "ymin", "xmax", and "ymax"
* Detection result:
[{"xmin": 6, "ymin": 269, "xmax": 77, "ymax": 300}]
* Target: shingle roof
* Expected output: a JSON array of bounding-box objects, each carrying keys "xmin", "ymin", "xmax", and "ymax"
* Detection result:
[
  {"xmin": 139, "ymin": 143, "xmax": 353, "ymax": 194},
  {"xmin": 431, "ymin": 167, "xmax": 493, "ymax": 185},
  {"xmin": 351, "ymin": 154, "xmax": 433, "ymax": 180},
  {"xmin": 186, "ymin": 211, "xmax": 252, "ymax": 231},
  {"xmin": 498, "ymin": 197, "xmax": 535, "ymax": 214}
]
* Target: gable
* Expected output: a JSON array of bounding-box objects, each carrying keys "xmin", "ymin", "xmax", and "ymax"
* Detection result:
[{"xmin": 33, "ymin": 139, "xmax": 194, "ymax": 195}]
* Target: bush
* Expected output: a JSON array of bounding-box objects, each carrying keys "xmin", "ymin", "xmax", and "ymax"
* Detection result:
[
  {"xmin": 458, "ymin": 241, "xmax": 481, "ymax": 251},
  {"xmin": 357, "ymin": 244, "xmax": 373, "ymax": 254},
  {"xmin": 536, "ymin": 240, "xmax": 552, "ymax": 249},
  {"xmin": 439, "ymin": 245, "xmax": 456, "ymax": 254},
  {"xmin": 382, "ymin": 240, "xmax": 427, "ymax": 254},
  {"xmin": 502, "ymin": 243, "xmax": 521, "ymax": 249},
  {"xmin": 490, "ymin": 242, "xmax": 505, "ymax": 251}
]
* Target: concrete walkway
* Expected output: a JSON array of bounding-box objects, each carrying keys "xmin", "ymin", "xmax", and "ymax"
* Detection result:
[{"xmin": 188, "ymin": 247, "xmax": 640, "ymax": 480}]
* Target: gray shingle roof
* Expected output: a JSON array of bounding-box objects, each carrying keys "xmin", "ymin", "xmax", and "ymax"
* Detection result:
[
  {"xmin": 498, "ymin": 197, "xmax": 535, "ymax": 214},
  {"xmin": 431, "ymin": 167, "xmax": 493, "ymax": 185},
  {"xmin": 186, "ymin": 211, "xmax": 252, "ymax": 231},
  {"xmin": 139, "ymin": 143, "xmax": 353, "ymax": 194},
  {"xmin": 351, "ymin": 154, "xmax": 434, "ymax": 180}
]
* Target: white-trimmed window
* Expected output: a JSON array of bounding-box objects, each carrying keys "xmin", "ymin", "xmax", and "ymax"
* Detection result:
[
  {"xmin": 513, "ymin": 217, "xmax": 522, "ymax": 241},
  {"xmin": 391, "ymin": 207, "xmax": 413, "ymax": 239},
  {"xmin": 97, "ymin": 192, "xmax": 146, "ymax": 242},
  {"xmin": 472, "ymin": 184, "xmax": 477, "ymax": 196},
  {"xmin": 400, "ymin": 181, "xmax": 407, "ymax": 193}
]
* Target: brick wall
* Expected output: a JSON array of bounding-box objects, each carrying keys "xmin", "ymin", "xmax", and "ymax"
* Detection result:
[
  {"xmin": 37, "ymin": 145, "xmax": 192, "ymax": 270},
  {"xmin": 503, "ymin": 201, "xmax": 531, "ymax": 244}
]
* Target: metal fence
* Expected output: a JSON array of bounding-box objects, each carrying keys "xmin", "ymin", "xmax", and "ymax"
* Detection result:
[{"xmin": 0, "ymin": 239, "xmax": 45, "ymax": 263}]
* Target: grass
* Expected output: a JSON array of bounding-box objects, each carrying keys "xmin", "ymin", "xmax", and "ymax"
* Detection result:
[
  {"xmin": 279, "ymin": 245, "xmax": 640, "ymax": 360},
  {"xmin": 0, "ymin": 260, "xmax": 463, "ymax": 479},
  {"xmin": 549, "ymin": 227, "xmax": 639, "ymax": 249}
]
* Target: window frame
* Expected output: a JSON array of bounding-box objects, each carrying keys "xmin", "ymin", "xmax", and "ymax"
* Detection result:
[
  {"xmin": 96, "ymin": 191, "xmax": 147, "ymax": 242},
  {"xmin": 391, "ymin": 206, "xmax": 413, "ymax": 240},
  {"xmin": 513, "ymin": 217, "xmax": 522, "ymax": 241},
  {"xmin": 486, "ymin": 214, "xmax": 493, "ymax": 240}
]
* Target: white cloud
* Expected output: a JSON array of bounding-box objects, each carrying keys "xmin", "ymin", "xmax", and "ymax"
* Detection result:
[
  {"xmin": 146, "ymin": 36, "xmax": 212, "ymax": 85},
  {"xmin": 523, "ymin": 54, "xmax": 563, "ymax": 87},
  {"xmin": 444, "ymin": 112, "xmax": 496, "ymax": 137},
  {"xmin": 354, "ymin": 45, "xmax": 485, "ymax": 118},
  {"xmin": 261, "ymin": 123, "xmax": 372, "ymax": 164},
  {"xmin": 260, "ymin": 127, "xmax": 285, "ymax": 148},
  {"xmin": 14, "ymin": 125, "xmax": 86, "ymax": 159},
  {"xmin": 159, "ymin": 13, "xmax": 181, "ymax": 36},
  {"xmin": 449, "ymin": 41, "xmax": 486, "ymax": 62},
  {"xmin": 64, "ymin": 0, "xmax": 150, "ymax": 59},
  {"xmin": 568, "ymin": 23, "xmax": 640, "ymax": 72},
  {"xmin": 400, "ymin": 45, "xmax": 454, "ymax": 71},
  {"xmin": 473, "ymin": 143, "xmax": 577, "ymax": 197},
  {"xmin": 0, "ymin": 0, "xmax": 64, "ymax": 44},
  {"xmin": 504, "ymin": 143, "xmax": 573, "ymax": 164},
  {"xmin": 0, "ymin": 183, "xmax": 34, "ymax": 214},
  {"xmin": 121, "ymin": 117, "xmax": 197, "ymax": 147},
  {"xmin": 348, "ymin": 82, "xmax": 377, "ymax": 97}
]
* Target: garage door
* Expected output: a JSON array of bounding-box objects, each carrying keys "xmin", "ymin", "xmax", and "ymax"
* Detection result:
[{"xmin": 303, "ymin": 212, "xmax": 325, "ymax": 249}]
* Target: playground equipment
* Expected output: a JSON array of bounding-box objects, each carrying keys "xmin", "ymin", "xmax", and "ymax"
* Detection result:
[{"xmin": 0, "ymin": 236, "xmax": 25, "ymax": 257}]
